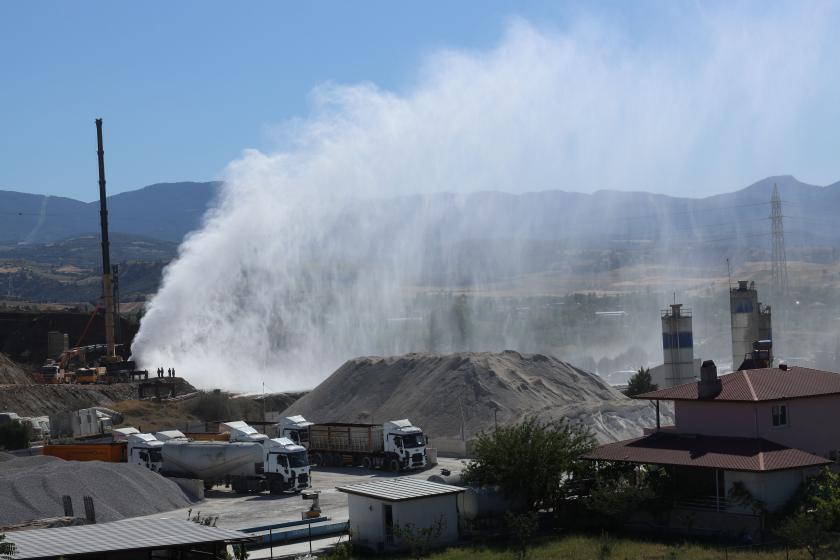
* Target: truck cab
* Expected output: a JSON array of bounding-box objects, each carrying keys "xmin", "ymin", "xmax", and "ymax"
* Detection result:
[
  {"xmin": 154, "ymin": 429, "xmax": 188, "ymax": 442},
  {"xmin": 126, "ymin": 433, "xmax": 163, "ymax": 472},
  {"xmin": 221, "ymin": 421, "xmax": 269, "ymax": 444},
  {"xmin": 384, "ymin": 419, "xmax": 427, "ymax": 470},
  {"xmin": 263, "ymin": 437, "xmax": 311, "ymax": 493},
  {"xmin": 278, "ymin": 415, "xmax": 314, "ymax": 448}
]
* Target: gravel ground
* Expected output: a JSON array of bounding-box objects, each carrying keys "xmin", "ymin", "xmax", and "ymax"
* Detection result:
[{"xmin": 0, "ymin": 454, "xmax": 196, "ymax": 526}]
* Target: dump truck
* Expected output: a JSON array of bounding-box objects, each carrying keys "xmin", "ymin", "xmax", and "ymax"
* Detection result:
[
  {"xmin": 43, "ymin": 432, "xmax": 161, "ymax": 468},
  {"xmin": 278, "ymin": 416, "xmax": 427, "ymax": 471}
]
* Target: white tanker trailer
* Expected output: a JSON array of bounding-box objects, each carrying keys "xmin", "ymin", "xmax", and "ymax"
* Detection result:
[{"xmin": 161, "ymin": 426, "xmax": 311, "ymax": 494}]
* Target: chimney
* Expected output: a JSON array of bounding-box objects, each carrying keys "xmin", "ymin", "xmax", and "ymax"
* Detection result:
[{"xmin": 698, "ymin": 360, "xmax": 722, "ymax": 399}]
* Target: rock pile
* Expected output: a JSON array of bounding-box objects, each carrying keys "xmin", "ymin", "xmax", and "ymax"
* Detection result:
[
  {"xmin": 0, "ymin": 454, "xmax": 195, "ymax": 526},
  {"xmin": 283, "ymin": 351, "xmax": 670, "ymax": 443}
]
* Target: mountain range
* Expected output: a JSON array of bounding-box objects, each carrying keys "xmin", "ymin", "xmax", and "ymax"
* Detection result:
[
  {"xmin": 1, "ymin": 175, "xmax": 839, "ymax": 254},
  {"xmin": 0, "ymin": 181, "xmax": 221, "ymax": 244}
]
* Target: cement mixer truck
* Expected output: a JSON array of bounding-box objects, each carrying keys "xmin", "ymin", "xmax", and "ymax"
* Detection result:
[{"xmin": 278, "ymin": 416, "xmax": 427, "ymax": 471}]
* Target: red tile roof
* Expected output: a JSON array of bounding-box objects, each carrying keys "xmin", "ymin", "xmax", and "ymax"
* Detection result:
[
  {"xmin": 583, "ymin": 433, "xmax": 830, "ymax": 472},
  {"xmin": 637, "ymin": 367, "xmax": 840, "ymax": 402}
]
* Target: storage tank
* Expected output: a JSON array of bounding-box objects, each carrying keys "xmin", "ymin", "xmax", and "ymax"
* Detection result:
[
  {"xmin": 161, "ymin": 441, "xmax": 263, "ymax": 480},
  {"xmin": 659, "ymin": 303, "xmax": 696, "ymax": 388},
  {"xmin": 730, "ymin": 281, "xmax": 772, "ymax": 370}
]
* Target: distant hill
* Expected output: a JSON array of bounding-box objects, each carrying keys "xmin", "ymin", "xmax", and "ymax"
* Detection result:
[
  {"xmin": 1, "ymin": 174, "xmax": 839, "ymax": 255},
  {"xmin": 0, "ymin": 181, "xmax": 221, "ymax": 244}
]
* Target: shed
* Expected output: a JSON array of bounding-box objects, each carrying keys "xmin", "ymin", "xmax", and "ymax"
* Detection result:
[
  {"xmin": 337, "ymin": 478, "xmax": 464, "ymax": 552},
  {"xmin": 4, "ymin": 517, "xmax": 250, "ymax": 559}
]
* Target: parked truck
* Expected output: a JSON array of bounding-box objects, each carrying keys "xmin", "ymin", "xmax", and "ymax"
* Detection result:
[
  {"xmin": 44, "ymin": 423, "xmax": 311, "ymax": 494},
  {"xmin": 278, "ymin": 416, "xmax": 427, "ymax": 471}
]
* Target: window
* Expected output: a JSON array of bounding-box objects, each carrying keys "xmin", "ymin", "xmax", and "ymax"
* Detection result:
[{"xmin": 772, "ymin": 404, "xmax": 788, "ymax": 427}]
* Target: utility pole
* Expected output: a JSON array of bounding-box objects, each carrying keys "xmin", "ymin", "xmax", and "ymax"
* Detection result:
[
  {"xmin": 96, "ymin": 119, "xmax": 118, "ymax": 363},
  {"xmin": 770, "ymin": 184, "xmax": 789, "ymax": 296}
]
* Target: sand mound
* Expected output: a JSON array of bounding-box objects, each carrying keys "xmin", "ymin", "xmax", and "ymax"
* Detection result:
[
  {"xmin": 283, "ymin": 351, "xmax": 669, "ymax": 443},
  {"xmin": 0, "ymin": 353, "xmax": 33, "ymax": 385},
  {"xmin": 0, "ymin": 454, "xmax": 195, "ymax": 526}
]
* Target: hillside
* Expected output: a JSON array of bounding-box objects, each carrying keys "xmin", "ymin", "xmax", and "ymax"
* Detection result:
[
  {"xmin": 283, "ymin": 351, "xmax": 668, "ymax": 443},
  {"xmin": 0, "ymin": 181, "xmax": 220, "ymax": 243},
  {"xmin": 2, "ymin": 176, "xmax": 839, "ymax": 250}
]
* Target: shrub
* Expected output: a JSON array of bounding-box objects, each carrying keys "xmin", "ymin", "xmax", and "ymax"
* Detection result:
[{"xmin": 0, "ymin": 420, "xmax": 32, "ymax": 450}]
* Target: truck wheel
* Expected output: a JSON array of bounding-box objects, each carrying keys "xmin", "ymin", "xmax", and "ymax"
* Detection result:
[
  {"xmin": 388, "ymin": 458, "xmax": 401, "ymax": 472},
  {"xmin": 361, "ymin": 456, "xmax": 373, "ymax": 470}
]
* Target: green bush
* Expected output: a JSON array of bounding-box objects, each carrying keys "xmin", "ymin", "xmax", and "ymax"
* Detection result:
[
  {"xmin": 464, "ymin": 417, "xmax": 594, "ymax": 513},
  {"xmin": 0, "ymin": 420, "xmax": 32, "ymax": 450}
]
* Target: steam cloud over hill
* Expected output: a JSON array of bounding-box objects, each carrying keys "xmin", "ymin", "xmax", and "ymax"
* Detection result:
[{"xmin": 132, "ymin": 14, "xmax": 837, "ymax": 390}]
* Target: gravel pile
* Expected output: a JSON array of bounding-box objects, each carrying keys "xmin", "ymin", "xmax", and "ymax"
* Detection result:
[
  {"xmin": 0, "ymin": 454, "xmax": 195, "ymax": 526},
  {"xmin": 0, "ymin": 352, "xmax": 32, "ymax": 385},
  {"xmin": 284, "ymin": 350, "xmax": 671, "ymax": 443}
]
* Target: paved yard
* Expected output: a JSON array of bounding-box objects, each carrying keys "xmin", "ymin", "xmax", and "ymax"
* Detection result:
[{"xmin": 145, "ymin": 457, "xmax": 468, "ymax": 531}]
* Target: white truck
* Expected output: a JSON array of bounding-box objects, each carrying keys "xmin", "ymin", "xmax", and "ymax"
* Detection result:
[
  {"xmin": 278, "ymin": 416, "xmax": 427, "ymax": 471},
  {"xmin": 219, "ymin": 421, "xmax": 311, "ymax": 493},
  {"xmin": 112, "ymin": 424, "xmax": 310, "ymax": 494}
]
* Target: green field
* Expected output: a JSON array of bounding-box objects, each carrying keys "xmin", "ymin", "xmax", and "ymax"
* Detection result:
[{"xmin": 415, "ymin": 535, "xmax": 806, "ymax": 560}]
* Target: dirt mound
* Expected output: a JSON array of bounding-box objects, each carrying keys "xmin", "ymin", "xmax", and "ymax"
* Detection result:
[
  {"xmin": 0, "ymin": 454, "xmax": 195, "ymax": 526},
  {"xmin": 0, "ymin": 384, "xmax": 139, "ymax": 417},
  {"xmin": 0, "ymin": 352, "xmax": 33, "ymax": 385},
  {"xmin": 283, "ymin": 351, "xmax": 668, "ymax": 443}
]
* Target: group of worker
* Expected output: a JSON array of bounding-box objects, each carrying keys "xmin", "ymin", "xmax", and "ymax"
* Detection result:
[{"xmin": 155, "ymin": 367, "xmax": 176, "ymax": 378}]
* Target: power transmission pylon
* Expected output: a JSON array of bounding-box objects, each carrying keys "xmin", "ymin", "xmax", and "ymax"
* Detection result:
[{"xmin": 770, "ymin": 184, "xmax": 789, "ymax": 295}]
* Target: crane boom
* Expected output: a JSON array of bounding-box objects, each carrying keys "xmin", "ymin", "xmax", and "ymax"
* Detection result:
[{"xmin": 95, "ymin": 118, "xmax": 118, "ymax": 362}]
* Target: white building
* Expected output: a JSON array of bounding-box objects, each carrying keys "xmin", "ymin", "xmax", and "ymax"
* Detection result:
[{"xmin": 337, "ymin": 478, "xmax": 464, "ymax": 553}]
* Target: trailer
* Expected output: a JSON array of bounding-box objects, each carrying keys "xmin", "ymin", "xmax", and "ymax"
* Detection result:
[
  {"xmin": 43, "ymin": 441, "xmax": 127, "ymax": 462},
  {"xmin": 279, "ymin": 417, "xmax": 427, "ymax": 471}
]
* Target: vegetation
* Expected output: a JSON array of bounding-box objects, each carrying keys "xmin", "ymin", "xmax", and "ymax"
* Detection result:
[
  {"xmin": 0, "ymin": 420, "xmax": 32, "ymax": 450},
  {"xmin": 0, "ymin": 533, "xmax": 15, "ymax": 560},
  {"xmin": 625, "ymin": 366, "xmax": 657, "ymax": 396},
  {"xmin": 463, "ymin": 417, "xmax": 595, "ymax": 512},
  {"xmin": 504, "ymin": 512, "xmax": 538, "ymax": 560},
  {"xmin": 409, "ymin": 534, "xmax": 810, "ymax": 559},
  {"xmin": 392, "ymin": 516, "xmax": 446, "ymax": 560},
  {"xmin": 774, "ymin": 467, "xmax": 840, "ymax": 558}
]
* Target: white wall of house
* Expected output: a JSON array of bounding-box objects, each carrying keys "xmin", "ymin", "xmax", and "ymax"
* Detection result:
[
  {"xmin": 347, "ymin": 493, "xmax": 459, "ymax": 551},
  {"xmin": 674, "ymin": 395, "xmax": 840, "ymax": 459},
  {"xmin": 724, "ymin": 469, "xmax": 814, "ymax": 513}
]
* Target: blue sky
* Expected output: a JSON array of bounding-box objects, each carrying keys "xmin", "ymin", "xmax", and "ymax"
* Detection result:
[{"xmin": 1, "ymin": 1, "xmax": 838, "ymax": 201}]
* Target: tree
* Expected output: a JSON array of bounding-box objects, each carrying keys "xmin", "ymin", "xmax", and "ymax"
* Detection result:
[
  {"xmin": 463, "ymin": 417, "xmax": 595, "ymax": 512},
  {"xmin": 625, "ymin": 367, "xmax": 656, "ymax": 397},
  {"xmin": 775, "ymin": 467, "xmax": 840, "ymax": 558},
  {"xmin": 777, "ymin": 512, "xmax": 840, "ymax": 560},
  {"xmin": 0, "ymin": 533, "xmax": 15, "ymax": 560},
  {"xmin": 505, "ymin": 512, "xmax": 538, "ymax": 560},
  {"xmin": 0, "ymin": 420, "xmax": 31, "ymax": 451}
]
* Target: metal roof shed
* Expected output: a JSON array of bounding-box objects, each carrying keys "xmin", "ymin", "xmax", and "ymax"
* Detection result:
[
  {"xmin": 5, "ymin": 517, "xmax": 250, "ymax": 559},
  {"xmin": 337, "ymin": 478, "xmax": 464, "ymax": 553}
]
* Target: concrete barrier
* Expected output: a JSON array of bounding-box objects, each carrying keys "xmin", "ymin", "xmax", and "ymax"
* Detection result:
[
  {"xmin": 428, "ymin": 437, "xmax": 474, "ymax": 458},
  {"xmin": 167, "ymin": 477, "xmax": 204, "ymax": 501}
]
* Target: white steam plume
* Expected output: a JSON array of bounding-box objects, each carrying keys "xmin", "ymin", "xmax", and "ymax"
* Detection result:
[{"xmin": 133, "ymin": 13, "xmax": 835, "ymax": 390}]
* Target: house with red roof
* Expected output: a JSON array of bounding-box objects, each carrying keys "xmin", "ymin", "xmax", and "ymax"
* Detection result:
[{"xmin": 585, "ymin": 360, "xmax": 838, "ymax": 514}]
